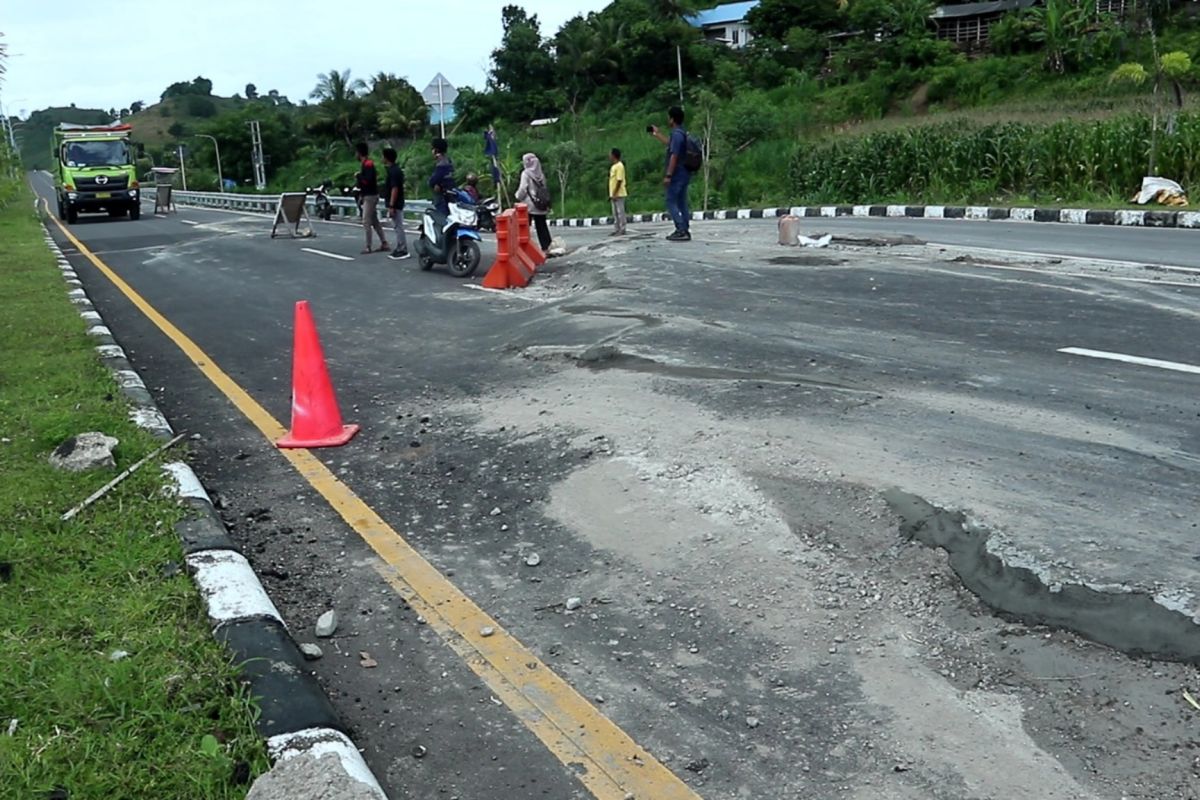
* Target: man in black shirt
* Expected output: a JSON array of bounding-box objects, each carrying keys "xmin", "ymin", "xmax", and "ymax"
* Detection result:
[
  {"xmin": 383, "ymin": 147, "xmax": 409, "ymax": 260},
  {"xmin": 355, "ymin": 141, "xmax": 389, "ymax": 254}
]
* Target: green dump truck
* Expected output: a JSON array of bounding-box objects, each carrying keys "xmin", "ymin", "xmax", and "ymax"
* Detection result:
[{"xmin": 54, "ymin": 123, "xmax": 141, "ymax": 223}]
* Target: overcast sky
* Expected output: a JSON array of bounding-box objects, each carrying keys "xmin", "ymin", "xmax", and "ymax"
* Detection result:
[{"xmin": 1, "ymin": 0, "xmax": 612, "ymax": 117}]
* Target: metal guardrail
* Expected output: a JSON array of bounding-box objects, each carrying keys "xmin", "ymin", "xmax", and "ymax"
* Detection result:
[{"xmin": 165, "ymin": 189, "xmax": 431, "ymax": 221}]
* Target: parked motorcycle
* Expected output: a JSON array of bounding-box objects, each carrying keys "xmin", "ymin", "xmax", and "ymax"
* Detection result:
[
  {"xmin": 476, "ymin": 196, "xmax": 501, "ymax": 233},
  {"xmin": 414, "ymin": 188, "xmax": 483, "ymax": 278},
  {"xmin": 306, "ymin": 181, "xmax": 335, "ymax": 221}
]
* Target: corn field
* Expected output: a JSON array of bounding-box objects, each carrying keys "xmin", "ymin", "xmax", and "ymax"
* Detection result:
[{"xmin": 789, "ymin": 113, "xmax": 1200, "ymax": 204}]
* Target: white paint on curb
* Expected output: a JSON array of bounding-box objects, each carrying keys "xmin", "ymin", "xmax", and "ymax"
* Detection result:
[
  {"xmin": 163, "ymin": 461, "xmax": 212, "ymax": 503},
  {"xmin": 820, "ymin": 206, "xmax": 837, "ymax": 218},
  {"xmin": 790, "ymin": 206, "xmax": 806, "ymax": 217},
  {"xmin": 925, "ymin": 206, "xmax": 946, "ymax": 219},
  {"xmin": 737, "ymin": 208, "xmax": 752, "ymax": 219},
  {"xmin": 1010, "ymin": 207, "xmax": 1035, "ymax": 222},
  {"xmin": 1176, "ymin": 211, "xmax": 1200, "ymax": 228},
  {"xmin": 852, "ymin": 205, "xmax": 871, "ymax": 217},
  {"xmin": 1061, "ymin": 209, "xmax": 1088, "ymax": 224},
  {"xmin": 887, "ymin": 205, "xmax": 907, "ymax": 217},
  {"xmin": 1116, "ymin": 209, "xmax": 1145, "ymax": 226},
  {"xmin": 114, "ymin": 369, "xmax": 148, "ymax": 392},
  {"xmin": 966, "ymin": 206, "xmax": 990, "ymax": 220},
  {"xmin": 87, "ymin": 325, "xmax": 113, "ymax": 338},
  {"xmin": 129, "ymin": 406, "xmax": 174, "ymax": 435},
  {"xmin": 186, "ymin": 549, "xmax": 285, "ymax": 627},
  {"xmin": 265, "ymin": 728, "xmax": 387, "ymax": 798},
  {"xmin": 762, "ymin": 207, "xmax": 778, "ymax": 218},
  {"xmin": 96, "ymin": 344, "xmax": 128, "ymax": 360}
]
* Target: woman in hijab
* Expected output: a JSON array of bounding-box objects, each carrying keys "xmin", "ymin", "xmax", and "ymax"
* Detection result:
[{"xmin": 515, "ymin": 152, "xmax": 554, "ymax": 252}]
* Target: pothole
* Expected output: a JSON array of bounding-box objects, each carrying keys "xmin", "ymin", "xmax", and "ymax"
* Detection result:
[
  {"xmin": 885, "ymin": 488, "xmax": 1200, "ymax": 664},
  {"xmin": 577, "ymin": 345, "xmax": 872, "ymax": 393},
  {"xmin": 766, "ymin": 255, "xmax": 847, "ymax": 266}
]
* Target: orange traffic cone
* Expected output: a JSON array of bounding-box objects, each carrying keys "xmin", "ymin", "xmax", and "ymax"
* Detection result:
[{"xmin": 276, "ymin": 301, "xmax": 360, "ymax": 449}]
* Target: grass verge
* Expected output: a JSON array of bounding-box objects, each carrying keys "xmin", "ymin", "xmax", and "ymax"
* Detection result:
[{"xmin": 0, "ymin": 186, "xmax": 267, "ymax": 799}]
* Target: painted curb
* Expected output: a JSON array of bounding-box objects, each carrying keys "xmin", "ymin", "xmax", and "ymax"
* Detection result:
[
  {"xmin": 40, "ymin": 225, "xmax": 387, "ymax": 798},
  {"xmin": 549, "ymin": 203, "xmax": 1200, "ymax": 230}
]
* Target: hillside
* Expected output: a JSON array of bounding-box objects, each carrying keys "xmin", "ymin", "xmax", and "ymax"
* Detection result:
[
  {"xmin": 125, "ymin": 94, "xmax": 244, "ymax": 152},
  {"xmin": 19, "ymin": 106, "xmax": 112, "ymax": 170}
]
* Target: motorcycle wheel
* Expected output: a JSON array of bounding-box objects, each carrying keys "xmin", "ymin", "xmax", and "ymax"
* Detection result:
[
  {"xmin": 447, "ymin": 239, "xmax": 482, "ymax": 278},
  {"xmin": 419, "ymin": 254, "xmax": 435, "ymax": 271}
]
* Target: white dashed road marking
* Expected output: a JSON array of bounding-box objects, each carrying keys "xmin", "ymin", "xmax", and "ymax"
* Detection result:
[{"xmin": 1058, "ymin": 347, "xmax": 1200, "ymax": 375}]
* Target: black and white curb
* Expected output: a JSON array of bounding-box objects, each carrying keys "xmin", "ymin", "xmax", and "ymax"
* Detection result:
[
  {"xmin": 550, "ymin": 203, "xmax": 1200, "ymax": 229},
  {"xmin": 40, "ymin": 225, "xmax": 387, "ymax": 797}
]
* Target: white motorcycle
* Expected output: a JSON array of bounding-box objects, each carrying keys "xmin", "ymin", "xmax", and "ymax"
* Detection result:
[{"xmin": 414, "ymin": 188, "xmax": 483, "ymax": 278}]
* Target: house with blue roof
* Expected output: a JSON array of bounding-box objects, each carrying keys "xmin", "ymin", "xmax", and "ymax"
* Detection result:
[{"xmin": 686, "ymin": 1, "xmax": 759, "ymax": 49}]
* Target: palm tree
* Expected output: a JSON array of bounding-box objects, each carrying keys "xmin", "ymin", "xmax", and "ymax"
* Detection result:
[
  {"xmin": 309, "ymin": 68, "xmax": 366, "ymax": 146},
  {"xmin": 378, "ymin": 95, "xmax": 427, "ymax": 145},
  {"xmin": 645, "ymin": 0, "xmax": 699, "ymax": 21}
]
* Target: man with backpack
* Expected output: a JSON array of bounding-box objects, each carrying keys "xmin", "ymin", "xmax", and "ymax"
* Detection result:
[{"xmin": 649, "ymin": 105, "xmax": 700, "ymax": 242}]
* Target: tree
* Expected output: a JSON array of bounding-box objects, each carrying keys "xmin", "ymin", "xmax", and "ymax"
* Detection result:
[
  {"xmin": 693, "ymin": 89, "xmax": 722, "ymax": 211},
  {"xmin": 1113, "ymin": 48, "xmax": 1192, "ymax": 174},
  {"xmin": 184, "ymin": 95, "xmax": 217, "ymax": 118},
  {"xmin": 749, "ymin": 0, "xmax": 842, "ymax": 39},
  {"xmin": 489, "ymin": 6, "xmax": 559, "ymax": 118},
  {"xmin": 197, "ymin": 108, "xmax": 300, "ymax": 184},
  {"xmin": 129, "ymin": 100, "xmax": 144, "ymax": 114},
  {"xmin": 309, "ymin": 68, "xmax": 366, "ymax": 146},
  {"xmin": 161, "ymin": 76, "xmax": 214, "ymax": 101},
  {"xmin": 245, "ymin": 83, "xmax": 259, "ymax": 100},
  {"xmin": 547, "ymin": 141, "xmax": 582, "ymax": 216},
  {"xmin": 553, "ymin": 14, "xmax": 626, "ymax": 115}
]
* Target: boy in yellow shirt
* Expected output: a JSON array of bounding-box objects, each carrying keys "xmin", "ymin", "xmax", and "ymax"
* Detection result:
[{"xmin": 609, "ymin": 148, "xmax": 627, "ymax": 236}]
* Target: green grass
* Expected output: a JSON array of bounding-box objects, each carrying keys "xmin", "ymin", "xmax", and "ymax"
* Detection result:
[{"xmin": 0, "ymin": 186, "xmax": 267, "ymax": 799}]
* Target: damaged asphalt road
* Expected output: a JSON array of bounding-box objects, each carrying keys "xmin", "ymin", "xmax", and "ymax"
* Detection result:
[{"xmin": 43, "ymin": 187, "xmax": 1200, "ymax": 800}]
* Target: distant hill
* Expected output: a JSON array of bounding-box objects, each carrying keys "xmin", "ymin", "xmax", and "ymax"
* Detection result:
[
  {"xmin": 18, "ymin": 94, "xmax": 247, "ymax": 170},
  {"xmin": 19, "ymin": 107, "xmax": 112, "ymax": 170},
  {"xmin": 125, "ymin": 95, "xmax": 243, "ymax": 153}
]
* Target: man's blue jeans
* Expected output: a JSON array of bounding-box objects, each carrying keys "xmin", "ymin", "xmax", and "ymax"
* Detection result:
[{"xmin": 665, "ymin": 170, "xmax": 691, "ymax": 233}]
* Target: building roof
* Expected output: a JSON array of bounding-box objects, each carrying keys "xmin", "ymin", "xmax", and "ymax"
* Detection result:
[
  {"xmin": 686, "ymin": 1, "xmax": 759, "ymax": 28},
  {"xmin": 931, "ymin": 0, "xmax": 1035, "ymax": 20}
]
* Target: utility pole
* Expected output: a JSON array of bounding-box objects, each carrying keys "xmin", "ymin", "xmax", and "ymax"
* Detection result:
[
  {"xmin": 249, "ymin": 120, "xmax": 266, "ymax": 191},
  {"xmin": 196, "ymin": 134, "xmax": 223, "ymax": 192},
  {"xmin": 177, "ymin": 144, "xmax": 188, "ymax": 190}
]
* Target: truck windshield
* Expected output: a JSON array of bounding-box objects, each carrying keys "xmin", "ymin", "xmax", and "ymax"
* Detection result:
[{"xmin": 64, "ymin": 140, "xmax": 130, "ymax": 168}]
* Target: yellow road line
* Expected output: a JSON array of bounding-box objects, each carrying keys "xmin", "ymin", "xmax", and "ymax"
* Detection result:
[{"xmin": 45, "ymin": 210, "xmax": 702, "ymax": 800}]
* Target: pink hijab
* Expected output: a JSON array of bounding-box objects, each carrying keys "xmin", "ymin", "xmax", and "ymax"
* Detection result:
[{"xmin": 522, "ymin": 153, "xmax": 546, "ymax": 185}]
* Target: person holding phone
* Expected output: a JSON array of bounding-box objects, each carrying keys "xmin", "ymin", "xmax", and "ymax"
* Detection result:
[{"xmin": 648, "ymin": 105, "xmax": 691, "ymax": 242}]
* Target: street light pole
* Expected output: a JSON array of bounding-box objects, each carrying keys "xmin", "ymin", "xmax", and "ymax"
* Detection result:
[
  {"xmin": 677, "ymin": 45, "xmax": 684, "ymax": 104},
  {"xmin": 177, "ymin": 144, "xmax": 188, "ymax": 191},
  {"xmin": 196, "ymin": 134, "xmax": 223, "ymax": 192}
]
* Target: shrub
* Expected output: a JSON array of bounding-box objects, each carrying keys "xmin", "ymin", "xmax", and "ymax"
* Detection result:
[{"xmin": 788, "ymin": 112, "xmax": 1193, "ymax": 204}]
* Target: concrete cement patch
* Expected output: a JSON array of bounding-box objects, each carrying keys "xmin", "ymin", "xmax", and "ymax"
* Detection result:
[{"xmin": 247, "ymin": 751, "xmax": 382, "ymax": 800}]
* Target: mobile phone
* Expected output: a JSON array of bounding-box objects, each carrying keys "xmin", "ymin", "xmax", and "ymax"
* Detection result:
[{"xmin": 646, "ymin": 125, "xmax": 654, "ymax": 134}]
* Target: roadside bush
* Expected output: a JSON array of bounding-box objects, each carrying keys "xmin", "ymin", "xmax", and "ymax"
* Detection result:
[{"xmin": 788, "ymin": 112, "xmax": 1199, "ymax": 204}]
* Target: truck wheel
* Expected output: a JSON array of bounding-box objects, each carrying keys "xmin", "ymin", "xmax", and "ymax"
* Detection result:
[
  {"xmin": 56, "ymin": 198, "xmax": 66, "ymax": 220},
  {"xmin": 129, "ymin": 204, "xmax": 141, "ymax": 221},
  {"xmin": 66, "ymin": 205, "xmax": 78, "ymax": 224}
]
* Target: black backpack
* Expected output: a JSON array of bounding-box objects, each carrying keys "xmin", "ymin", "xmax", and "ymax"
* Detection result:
[
  {"xmin": 683, "ymin": 133, "xmax": 704, "ymax": 172},
  {"xmin": 530, "ymin": 177, "xmax": 551, "ymax": 210}
]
